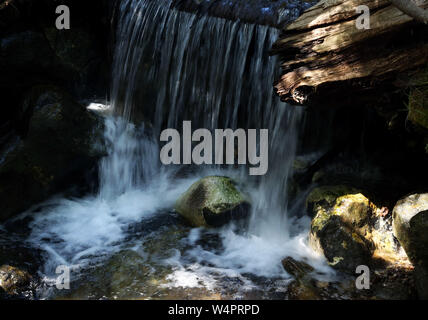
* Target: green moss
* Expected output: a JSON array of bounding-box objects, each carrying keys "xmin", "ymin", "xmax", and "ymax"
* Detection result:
[
  {"xmin": 306, "ymin": 185, "xmax": 360, "ymax": 211},
  {"xmin": 310, "ymin": 189, "xmax": 370, "ymax": 232},
  {"xmin": 175, "ymin": 176, "xmax": 249, "ymax": 227},
  {"xmin": 311, "ymin": 207, "xmax": 331, "ymax": 233},
  {"xmin": 332, "ymin": 194, "xmax": 371, "ymax": 227}
]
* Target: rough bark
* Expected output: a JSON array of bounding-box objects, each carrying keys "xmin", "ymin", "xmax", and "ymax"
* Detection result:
[{"xmin": 272, "ymin": 0, "xmax": 428, "ymax": 106}]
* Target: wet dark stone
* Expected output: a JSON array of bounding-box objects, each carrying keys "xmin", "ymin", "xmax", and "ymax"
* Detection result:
[{"xmin": 171, "ymin": 0, "xmax": 317, "ymax": 27}]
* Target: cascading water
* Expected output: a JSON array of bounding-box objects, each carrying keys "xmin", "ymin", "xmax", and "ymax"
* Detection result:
[
  {"xmin": 111, "ymin": 0, "xmax": 301, "ymax": 240},
  {"xmin": 21, "ymin": 0, "xmax": 334, "ymax": 299}
]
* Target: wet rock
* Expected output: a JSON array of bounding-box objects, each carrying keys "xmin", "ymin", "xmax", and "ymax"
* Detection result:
[
  {"xmin": 281, "ymin": 257, "xmax": 320, "ymax": 300},
  {"xmin": 392, "ymin": 193, "xmax": 428, "ymax": 299},
  {"xmin": 308, "ymin": 187, "xmax": 375, "ymax": 273},
  {"xmin": 60, "ymin": 225, "xmax": 191, "ymax": 299},
  {"xmin": 175, "ymin": 176, "xmax": 250, "ymax": 227},
  {"xmin": 0, "ymin": 85, "xmax": 105, "ymax": 221},
  {"xmin": 0, "ymin": 265, "xmax": 32, "ymax": 296},
  {"xmin": 282, "ymin": 256, "xmax": 314, "ymax": 279}
]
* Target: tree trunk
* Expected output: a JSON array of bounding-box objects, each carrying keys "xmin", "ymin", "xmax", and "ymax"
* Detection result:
[{"xmin": 271, "ymin": 0, "xmax": 428, "ymax": 106}]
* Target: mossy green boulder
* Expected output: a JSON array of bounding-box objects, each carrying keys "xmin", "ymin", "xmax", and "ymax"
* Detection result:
[
  {"xmin": 308, "ymin": 186, "xmax": 374, "ymax": 273},
  {"xmin": 175, "ymin": 176, "xmax": 250, "ymax": 227}
]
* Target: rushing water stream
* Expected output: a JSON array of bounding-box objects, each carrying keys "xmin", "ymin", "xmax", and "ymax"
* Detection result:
[{"xmin": 8, "ymin": 0, "xmax": 335, "ymax": 299}]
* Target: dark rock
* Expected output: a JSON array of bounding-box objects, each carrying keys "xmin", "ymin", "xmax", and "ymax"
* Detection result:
[
  {"xmin": 282, "ymin": 256, "xmax": 314, "ymax": 279},
  {"xmin": 0, "ymin": 85, "xmax": 105, "ymax": 222},
  {"xmin": 172, "ymin": 0, "xmax": 317, "ymax": 27},
  {"xmin": 0, "ymin": 0, "xmax": 111, "ymax": 144}
]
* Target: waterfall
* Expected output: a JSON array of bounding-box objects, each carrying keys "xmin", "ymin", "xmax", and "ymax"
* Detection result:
[
  {"xmin": 108, "ymin": 0, "xmax": 302, "ymax": 239},
  {"xmin": 26, "ymin": 0, "xmax": 330, "ymax": 299}
]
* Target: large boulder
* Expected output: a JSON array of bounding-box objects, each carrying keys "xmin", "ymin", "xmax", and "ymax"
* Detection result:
[
  {"xmin": 0, "ymin": 85, "xmax": 104, "ymax": 221},
  {"xmin": 308, "ymin": 186, "xmax": 375, "ymax": 273},
  {"xmin": 392, "ymin": 193, "xmax": 428, "ymax": 299},
  {"xmin": 175, "ymin": 176, "xmax": 250, "ymax": 227},
  {"xmin": 308, "ymin": 185, "xmax": 414, "ymax": 278}
]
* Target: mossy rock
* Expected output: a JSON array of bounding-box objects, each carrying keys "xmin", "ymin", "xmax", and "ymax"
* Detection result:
[
  {"xmin": 175, "ymin": 176, "xmax": 250, "ymax": 227},
  {"xmin": 393, "ymin": 194, "xmax": 428, "ymax": 268},
  {"xmin": 308, "ymin": 187, "xmax": 375, "ymax": 274},
  {"xmin": 306, "ymin": 185, "xmax": 360, "ymax": 217}
]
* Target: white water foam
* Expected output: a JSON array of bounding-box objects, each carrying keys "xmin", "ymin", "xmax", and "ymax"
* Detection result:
[{"xmin": 16, "ymin": 0, "xmax": 338, "ymax": 297}]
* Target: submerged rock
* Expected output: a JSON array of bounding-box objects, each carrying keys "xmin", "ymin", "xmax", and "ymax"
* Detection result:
[
  {"xmin": 308, "ymin": 186, "xmax": 375, "ymax": 273},
  {"xmin": 175, "ymin": 176, "xmax": 250, "ymax": 227},
  {"xmin": 0, "ymin": 86, "xmax": 105, "ymax": 221},
  {"xmin": 392, "ymin": 193, "xmax": 428, "ymax": 299}
]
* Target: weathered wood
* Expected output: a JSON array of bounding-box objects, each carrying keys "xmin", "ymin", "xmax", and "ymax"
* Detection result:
[
  {"xmin": 282, "ymin": 0, "xmax": 390, "ymax": 32},
  {"xmin": 272, "ymin": 0, "xmax": 428, "ymax": 105}
]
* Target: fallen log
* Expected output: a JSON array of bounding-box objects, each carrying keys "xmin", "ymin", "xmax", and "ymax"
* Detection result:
[{"xmin": 272, "ymin": 0, "xmax": 428, "ymax": 106}]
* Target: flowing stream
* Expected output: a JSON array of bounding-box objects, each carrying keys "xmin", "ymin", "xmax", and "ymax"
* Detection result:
[{"xmin": 14, "ymin": 0, "xmax": 334, "ymax": 299}]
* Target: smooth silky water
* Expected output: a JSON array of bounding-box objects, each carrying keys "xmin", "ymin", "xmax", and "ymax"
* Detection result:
[{"xmin": 8, "ymin": 0, "xmax": 335, "ymax": 299}]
